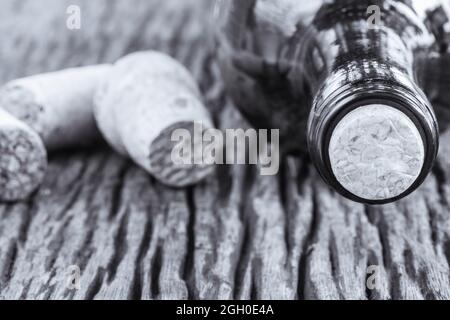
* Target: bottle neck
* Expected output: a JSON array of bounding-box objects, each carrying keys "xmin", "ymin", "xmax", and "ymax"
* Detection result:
[
  {"xmin": 299, "ymin": 0, "xmax": 432, "ymax": 93},
  {"xmin": 308, "ymin": 68, "xmax": 439, "ymax": 203},
  {"xmin": 304, "ymin": 1, "xmax": 439, "ymax": 203}
]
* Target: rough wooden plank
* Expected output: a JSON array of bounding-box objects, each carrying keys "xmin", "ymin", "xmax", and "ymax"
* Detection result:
[{"xmin": 0, "ymin": 0, "xmax": 449, "ymax": 300}]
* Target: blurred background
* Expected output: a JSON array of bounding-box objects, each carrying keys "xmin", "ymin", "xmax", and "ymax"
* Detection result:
[{"xmin": 0, "ymin": 0, "xmax": 216, "ymax": 93}]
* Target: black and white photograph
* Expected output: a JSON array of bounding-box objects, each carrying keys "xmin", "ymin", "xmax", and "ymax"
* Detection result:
[{"xmin": 0, "ymin": 0, "xmax": 450, "ymax": 306}]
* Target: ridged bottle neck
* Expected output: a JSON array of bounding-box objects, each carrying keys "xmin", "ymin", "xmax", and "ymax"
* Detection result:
[
  {"xmin": 307, "ymin": 60, "xmax": 439, "ymax": 203},
  {"xmin": 302, "ymin": 1, "xmax": 440, "ymax": 203}
]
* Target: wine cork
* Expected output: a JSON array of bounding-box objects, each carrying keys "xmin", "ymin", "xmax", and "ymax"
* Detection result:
[
  {"xmin": 94, "ymin": 51, "xmax": 215, "ymax": 187},
  {"xmin": 0, "ymin": 65, "xmax": 111, "ymax": 150},
  {"xmin": 0, "ymin": 108, "xmax": 47, "ymax": 202},
  {"xmin": 328, "ymin": 104, "xmax": 425, "ymax": 201},
  {"xmin": 0, "ymin": 65, "xmax": 110, "ymax": 201}
]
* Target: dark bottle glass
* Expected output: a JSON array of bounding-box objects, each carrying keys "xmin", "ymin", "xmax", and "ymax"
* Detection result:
[{"xmin": 215, "ymin": 0, "xmax": 450, "ymax": 204}]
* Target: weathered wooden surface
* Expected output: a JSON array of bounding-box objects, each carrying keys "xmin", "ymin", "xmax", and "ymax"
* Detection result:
[{"xmin": 0, "ymin": 0, "xmax": 450, "ymax": 300}]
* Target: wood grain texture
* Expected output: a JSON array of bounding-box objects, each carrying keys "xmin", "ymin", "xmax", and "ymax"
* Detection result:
[{"xmin": 0, "ymin": 0, "xmax": 450, "ymax": 300}]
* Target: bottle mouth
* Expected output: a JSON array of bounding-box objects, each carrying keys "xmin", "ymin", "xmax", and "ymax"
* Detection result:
[
  {"xmin": 308, "ymin": 80, "xmax": 439, "ymax": 204},
  {"xmin": 328, "ymin": 103, "xmax": 425, "ymax": 202}
]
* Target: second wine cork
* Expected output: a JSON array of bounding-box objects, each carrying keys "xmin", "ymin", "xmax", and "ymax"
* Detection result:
[
  {"xmin": 94, "ymin": 51, "xmax": 216, "ymax": 187},
  {"xmin": 0, "ymin": 65, "xmax": 111, "ymax": 150}
]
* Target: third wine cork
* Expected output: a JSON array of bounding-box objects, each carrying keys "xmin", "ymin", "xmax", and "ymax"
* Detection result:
[{"xmin": 0, "ymin": 108, "xmax": 47, "ymax": 202}]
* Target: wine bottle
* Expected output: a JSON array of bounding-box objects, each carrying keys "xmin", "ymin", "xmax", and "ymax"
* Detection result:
[{"xmin": 215, "ymin": 0, "xmax": 450, "ymax": 204}]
